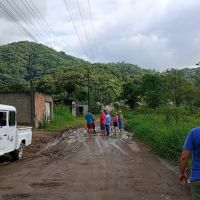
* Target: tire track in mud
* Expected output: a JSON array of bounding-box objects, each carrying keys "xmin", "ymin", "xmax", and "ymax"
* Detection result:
[
  {"xmin": 0, "ymin": 128, "xmax": 191, "ymax": 200},
  {"xmin": 0, "ymin": 129, "xmax": 85, "ymax": 200}
]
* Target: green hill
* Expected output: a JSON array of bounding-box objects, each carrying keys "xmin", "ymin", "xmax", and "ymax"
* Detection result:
[
  {"xmin": 0, "ymin": 41, "xmax": 85, "ymax": 80},
  {"xmin": 180, "ymin": 67, "xmax": 200, "ymax": 85},
  {"xmin": 1, "ymin": 41, "xmax": 200, "ymax": 108},
  {"xmin": 0, "ymin": 41, "xmax": 148, "ymax": 101}
]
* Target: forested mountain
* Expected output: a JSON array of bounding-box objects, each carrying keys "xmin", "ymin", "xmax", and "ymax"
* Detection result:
[
  {"xmin": 180, "ymin": 67, "xmax": 200, "ymax": 85},
  {"xmin": 0, "ymin": 41, "xmax": 148, "ymax": 105},
  {"xmin": 1, "ymin": 41, "xmax": 200, "ymax": 109},
  {"xmin": 0, "ymin": 41, "xmax": 86, "ymax": 88}
]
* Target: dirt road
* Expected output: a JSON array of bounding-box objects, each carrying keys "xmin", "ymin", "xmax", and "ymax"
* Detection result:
[{"xmin": 0, "ymin": 128, "xmax": 191, "ymax": 200}]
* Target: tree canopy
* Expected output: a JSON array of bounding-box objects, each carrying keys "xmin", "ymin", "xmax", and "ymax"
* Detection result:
[{"xmin": 1, "ymin": 41, "xmax": 200, "ymax": 110}]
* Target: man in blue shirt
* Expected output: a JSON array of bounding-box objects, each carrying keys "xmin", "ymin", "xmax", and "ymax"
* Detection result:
[
  {"xmin": 179, "ymin": 126, "xmax": 200, "ymax": 200},
  {"xmin": 105, "ymin": 112, "xmax": 111, "ymax": 136},
  {"xmin": 85, "ymin": 111, "xmax": 94, "ymax": 135}
]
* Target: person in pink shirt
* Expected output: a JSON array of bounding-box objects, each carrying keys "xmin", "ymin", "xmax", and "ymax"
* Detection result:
[
  {"xmin": 112, "ymin": 112, "xmax": 118, "ymax": 136},
  {"xmin": 100, "ymin": 110, "xmax": 106, "ymax": 136}
]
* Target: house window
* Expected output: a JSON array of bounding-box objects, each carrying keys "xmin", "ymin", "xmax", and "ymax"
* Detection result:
[{"xmin": 9, "ymin": 111, "xmax": 16, "ymax": 126}]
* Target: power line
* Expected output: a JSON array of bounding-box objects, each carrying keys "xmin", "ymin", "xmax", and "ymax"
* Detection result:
[
  {"xmin": 63, "ymin": 0, "xmax": 90, "ymax": 59},
  {"xmin": 0, "ymin": 0, "xmax": 65, "ymax": 51},
  {"xmin": 26, "ymin": 0, "xmax": 65, "ymax": 50},
  {"xmin": 0, "ymin": 2, "xmax": 37, "ymax": 42},
  {"xmin": 5, "ymin": 0, "xmax": 46, "ymax": 42},
  {"xmin": 20, "ymin": 0, "xmax": 60, "ymax": 49},
  {"xmin": 76, "ymin": 0, "xmax": 94, "ymax": 60},
  {"xmin": 87, "ymin": 0, "xmax": 98, "ymax": 58},
  {"xmin": 0, "ymin": 1, "xmax": 38, "ymax": 42}
]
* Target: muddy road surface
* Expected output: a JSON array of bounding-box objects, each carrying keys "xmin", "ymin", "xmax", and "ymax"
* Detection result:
[{"xmin": 0, "ymin": 129, "xmax": 191, "ymax": 200}]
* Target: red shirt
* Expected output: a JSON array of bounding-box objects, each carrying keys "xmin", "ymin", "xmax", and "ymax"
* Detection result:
[
  {"xmin": 112, "ymin": 116, "xmax": 118, "ymax": 123},
  {"xmin": 100, "ymin": 113, "xmax": 106, "ymax": 124}
]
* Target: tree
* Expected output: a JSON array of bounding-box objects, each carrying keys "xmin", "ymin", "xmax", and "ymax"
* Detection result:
[
  {"xmin": 141, "ymin": 74, "xmax": 165, "ymax": 108},
  {"xmin": 164, "ymin": 69, "xmax": 190, "ymax": 106},
  {"xmin": 184, "ymin": 85, "xmax": 200, "ymax": 109},
  {"xmin": 191, "ymin": 68, "xmax": 200, "ymax": 87},
  {"xmin": 121, "ymin": 80, "xmax": 141, "ymax": 108}
]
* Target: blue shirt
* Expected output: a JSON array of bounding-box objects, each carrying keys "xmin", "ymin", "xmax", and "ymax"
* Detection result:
[
  {"xmin": 183, "ymin": 126, "xmax": 200, "ymax": 181},
  {"xmin": 85, "ymin": 113, "xmax": 93, "ymax": 124},
  {"xmin": 106, "ymin": 114, "xmax": 111, "ymax": 125}
]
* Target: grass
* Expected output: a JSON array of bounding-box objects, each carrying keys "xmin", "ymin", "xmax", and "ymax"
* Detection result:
[
  {"xmin": 125, "ymin": 108, "xmax": 200, "ymax": 162},
  {"xmin": 41, "ymin": 104, "xmax": 85, "ymax": 131}
]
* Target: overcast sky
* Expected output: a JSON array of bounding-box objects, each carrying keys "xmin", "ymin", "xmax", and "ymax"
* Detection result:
[{"xmin": 0, "ymin": 0, "xmax": 200, "ymax": 71}]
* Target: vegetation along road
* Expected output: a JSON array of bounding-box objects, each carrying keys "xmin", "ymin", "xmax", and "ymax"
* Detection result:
[{"xmin": 0, "ymin": 127, "xmax": 190, "ymax": 200}]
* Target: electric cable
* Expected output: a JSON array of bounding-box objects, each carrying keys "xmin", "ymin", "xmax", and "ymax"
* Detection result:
[
  {"xmin": 76, "ymin": 0, "xmax": 94, "ymax": 60},
  {"xmin": 26, "ymin": 0, "xmax": 65, "ymax": 50},
  {"xmin": 87, "ymin": 0, "xmax": 99, "ymax": 58},
  {"xmin": 20, "ymin": 0, "xmax": 60, "ymax": 49},
  {"xmin": 0, "ymin": 1, "xmax": 38, "ymax": 42},
  {"xmin": 63, "ymin": 0, "xmax": 90, "ymax": 59},
  {"xmin": 5, "ymin": 0, "xmax": 46, "ymax": 42}
]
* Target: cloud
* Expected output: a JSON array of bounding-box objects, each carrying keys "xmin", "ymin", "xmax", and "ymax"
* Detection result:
[
  {"xmin": 98, "ymin": 33, "xmax": 174, "ymax": 70},
  {"xmin": 92, "ymin": 0, "xmax": 200, "ymax": 69},
  {"xmin": 0, "ymin": 0, "xmax": 200, "ymax": 70}
]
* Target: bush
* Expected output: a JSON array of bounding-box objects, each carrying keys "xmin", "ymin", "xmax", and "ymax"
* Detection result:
[
  {"xmin": 125, "ymin": 108, "xmax": 199, "ymax": 162},
  {"xmin": 41, "ymin": 104, "xmax": 84, "ymax": 131}
]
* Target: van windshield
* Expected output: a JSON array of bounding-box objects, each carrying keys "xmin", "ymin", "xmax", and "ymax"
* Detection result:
[{"xmin": 0, "ymin": 112, "xmax": 7, "ymax": 127}]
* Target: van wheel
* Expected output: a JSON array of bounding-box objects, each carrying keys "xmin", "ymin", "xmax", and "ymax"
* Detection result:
[{"xmin": 11, "ymin": 143, "xmax": 24, "ymax": 160}]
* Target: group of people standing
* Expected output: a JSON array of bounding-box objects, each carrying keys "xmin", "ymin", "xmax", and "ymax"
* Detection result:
[
  {"xmin": 100, "ymin": 110, "xmax": 123, "ymax": 136},
  {"xmin": 85, "ymin": 110, "xmax": 123, "ymax": 136}
]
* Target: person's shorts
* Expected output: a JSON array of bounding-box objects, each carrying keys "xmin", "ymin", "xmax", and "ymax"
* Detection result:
[
  {"xmin": 113, "ymin": 122, "xmax": 118, "ymax": 127},
  {"xmin": 87, "ymin": 123, "xmax": 93, "ymax": 129},
  {"xmin": 191, "ymin": 180, "xmax": 200, "ymax": 200},
  {"xmin": 100, "ymin": 124, "xmax": 105, "ymax": 130}
]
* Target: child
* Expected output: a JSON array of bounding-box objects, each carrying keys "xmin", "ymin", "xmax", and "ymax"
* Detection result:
[{"xmin": 112, "ymin": 112, "xmax": 118, "ymax": 137}]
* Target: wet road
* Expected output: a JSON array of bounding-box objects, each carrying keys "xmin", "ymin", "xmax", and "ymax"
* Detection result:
[{"xmin": 0, "ymin": 129, "xmax": 191, "ymax": 200}]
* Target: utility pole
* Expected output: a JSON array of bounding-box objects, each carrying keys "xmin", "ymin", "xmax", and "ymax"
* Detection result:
[
  {"xmin": 29, "ymin": 51, "xmax": 35, "ymax": 128},
  {"xmin": 94, "ymin": 83, "xmax": 97, "ymax": 114},
  {"xmin": 87, "ymin": 68, "xmax": 90, "ymax": 111},
  {"xmin": 29, "ymin": 52, "xmax": 33, "ymax": 92},
  {"xmin": 100, "ymin": 86, "xmax": 103, "ymax": 110}
]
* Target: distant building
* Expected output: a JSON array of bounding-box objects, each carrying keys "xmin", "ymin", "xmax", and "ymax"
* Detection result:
[
  {"xmin": 0, "ymin": 92, "xmax": 53, "ymax": 128},
  {"xmin": 77, "ymin": 104, "xmax": 88, "ymax": 116},
  {"xmin": 71, "ymin": 101, "xmax": 88, "ymax": 116}
]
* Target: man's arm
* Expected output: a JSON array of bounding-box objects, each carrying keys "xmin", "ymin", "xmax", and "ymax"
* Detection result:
[{"xmin": 179, "ymin": 150, "xmax": 191, "ymax": 185}]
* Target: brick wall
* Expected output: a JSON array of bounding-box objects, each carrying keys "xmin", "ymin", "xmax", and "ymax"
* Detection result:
[{"xmin": 34, "ymin": 93, "xmax": 53, "ymax": 128}]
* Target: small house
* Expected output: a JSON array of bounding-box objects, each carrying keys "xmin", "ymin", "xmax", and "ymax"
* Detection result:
[{"xmin": 0, "ymin": 92, "xmax": 53, "ymax": 128}]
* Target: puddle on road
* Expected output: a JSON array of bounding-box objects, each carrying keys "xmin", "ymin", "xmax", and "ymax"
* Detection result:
[
  {"xmin": 40, "ymin": 128, "xmax": 135, "ymax": 158},
  {"xmin": 66, "ymin": 128, "xmax": 87, "ymax": 144}
]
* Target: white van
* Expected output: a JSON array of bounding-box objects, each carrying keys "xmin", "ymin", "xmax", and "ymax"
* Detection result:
[{"xmin": 0, "ymin": 104, "xmax": 32, "ymax": 160}]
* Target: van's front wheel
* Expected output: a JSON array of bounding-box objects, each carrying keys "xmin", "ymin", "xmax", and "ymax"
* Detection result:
[{"xmin": 11, "ymin": 143, "xmax": 24, "ymax": 160}]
